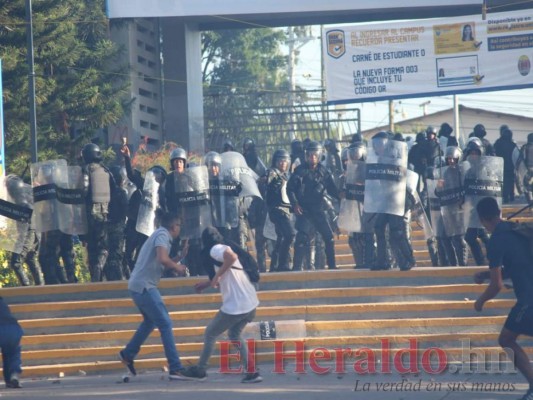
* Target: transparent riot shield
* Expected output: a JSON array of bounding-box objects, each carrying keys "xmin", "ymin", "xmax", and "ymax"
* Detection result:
[
  {"xmin": 437, "ymin": 164, "xmax": 466, "ymax": 237},
  {"xmin": 338, "ymin": 161, "xmax": 365, "ymax": 233},
  {"xmin": 31, "ymin": 159, "xmax": 67, "ymax": 233},
  {"xmin": 407, "ymin": 170, "xmax": 433, "ymax": 239},
  {"xmin": 364, "ymin": 139, "xmax": 407, "ymax": 216},
  {"xmin": 463, "ymin": 156, "xmax": 504, "ymax": 229},
  {"xmin": 174, "ymin": 166, "xmax": 212, "ymax": 240},
  {"xmin": 425, "ymin": 179, "xmax": 445, "ymax": 238},
  {"xmin": 218, "ymin": 151, "xmax": 262, "ymax": 228},
  {"xmin": 136, "ymin": 170, "xmax": 160, "ymax": 237},
  {"xmin": 55, "ymin": 165, "xmax": 88, "ymax": 235},
  {"xmin": 0, "ymin": 176, "xmax": 33, "ymax": 254}
]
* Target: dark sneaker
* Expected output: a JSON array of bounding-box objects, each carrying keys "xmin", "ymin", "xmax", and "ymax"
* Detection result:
[
  {"xmin": 6, "ymin": 374, "xmax": 21, "ymax": 389},
  {"xmin": 520, "ymin": 388, "xmax": 533, "ymax": 400},
  {"xmin": 241, "ymin": 372, "xmax": 263, "ymax": 384},
  {"xmin": 174, "ymin": 366, "xmax": 207, "ymax": 382},
  {"xmin": 119, "ymin": 350, "xmax": 136, "ymax": 376}
]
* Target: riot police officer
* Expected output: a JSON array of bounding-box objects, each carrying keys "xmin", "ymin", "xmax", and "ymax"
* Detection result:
[
  {"xmin": 265, "ymin": 149, "xmax": 294, "ymax": 272},
  {"xmin": 290, "ymin": 139, "xmax": 305, "ymax": 172},
  {"xmin": 462, "ymin": 138, "xmax": 490, "ymax": 265},
  {"xmin": 339, "ymin": 142, "xmax": 375, "ymax": 269},
  {"xmin": 517, "ymin": 133, "xmax": 533, "ymax": 204},
  {"xmin": 287, "ymin": 141, "xmax": 340, "ymax": 270},
  {"xmin": 242, "ymin": 138, "xmax": 270, "ymax": 272},
  {"xmin": 6, "ymin": 175, "xmax": 44, "ymax": 286},
  {"xmin": 121, "ymin": 145, "xmax": 167, "ymax": 273},
  {"xmin": 473, "ymin": 123, "xmax": 496, "ymax": 156},
  {"xmin": 435, "ymin": 146, "xmax": 469, "ymax": 266},
  {"xmin": 103, "ymin": 166, "xmax": 128, "ymax": 281},
  {"xmin": 81, "ymin": 143, "xmax": 115, "ymax": 282},
  {"xmin": 323, "ymin": 138, "xmax": 343, "ymax": 188}
]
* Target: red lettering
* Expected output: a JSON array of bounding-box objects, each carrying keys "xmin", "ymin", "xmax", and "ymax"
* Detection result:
[
  {"xmin": 422, "ymin": 347, "xmax": 447, "ymax": 374},
  {"xmin": 219, "ymin": 340, "xmax": 243, "ymax": 373},
  {"xmin": 309, "ymin": 347, "xmax": 332, "ymax": 374},
  {"xmin": 353, "ymin": 348, "xmax": 377, "ymax": 374},
  {"xmin": 273, "ymin": 340, "xmax": 306, "ymax": 373},
  {"xmin": 393, "ymin": 339, "xmax": 419, "ymax": 374},
  {"xmin": 334, "ymin": 347, "xmax": 353, "ymax": 374}
]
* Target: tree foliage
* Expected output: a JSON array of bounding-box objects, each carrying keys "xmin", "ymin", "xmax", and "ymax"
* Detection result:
[
  {"xmin": 0, "ymin": 0, "xmax": 129, "ymax": 175},
  {"xmin": 202, "ymin": 28, "xmax": 289, "ymax": 153}
]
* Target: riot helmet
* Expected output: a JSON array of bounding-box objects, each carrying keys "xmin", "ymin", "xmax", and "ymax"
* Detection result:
[
  {"xmin": 170, "ymin": 147, "xmax": 187, "ymax": 171},
  {"xmin": 372, "ymin": 131, "xmax": 389, "ymax": 155},
  {"xmin": 242, "ymin": 138, "xmax": 255, "ymax": 154},
  {"xmin": 351, "ymin": 133, "xmax": 363, "ymax": 144},
  {"xmin": 439, "ymin": 122, "xmax": 453, "ymax": 138},
  {"xmin": 348, "ymin": 142, "xmax": 367, "ymax": 162},
  {"xmin": 5, "ymin": 175, "xmax": 24, "ymax": 196},
  {"xmin": 204, "ymin": 151, "xmax": 222, "ymax": 168},
  {"xmin": 324, "ymin": 138, "xmax": 338, "ymax": 153},
  {"xmin": 445, "ymin": 146, "xmax": 462, "ymax": 166},
  {"xmin": 305, "ymin": 141, "xmax": 323, "ymax": 165},
  {"xmin": 465, "ymin": 137, "xmax": 484, "ymax": 157},
  {"xmin": 291, "ymin": 139, "xmax": 303, "ymax": 155},
  {"xmin": 222, "ymin": 140, "xmax": 234, "ymax": 153},
  {"xmin": 149, "ymin": 165, "xmax": 167, "ymax": 183},
  {"xmin": 81, "ymin": 143, "xmax": 102, "ymax": 164},
  {"xmin": 426, "ymin": 125, "xmax": 437, "ymax": 139},
  {"xmin": 5, "ymin": 175, "xmax": 29, "ymax": 206},
  {"xmin": 271, "ymin": 149, "xmax": 290, "ymax": 169},
  {"xmin": 473, "ymin": 123, "xmax": 487, "ymax": 138}
]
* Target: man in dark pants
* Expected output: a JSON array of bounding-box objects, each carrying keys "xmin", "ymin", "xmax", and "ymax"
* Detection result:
[
  {"xmin": 474, "ymin": 197, "xmax": 533, "ymax": 400},
  {"xmin": 287, "ymin": 141, "xmax": 339, "ymax": 270},
  {"xmin": 265, "ymin": 149, "xmax": 294, "ymax": 272},
  {"xmin": 81, "ymin": 143, "xmax": 115, "ymax": 282},
  {"xmin": 0, "ymin": 297, "xmax": 23, "ymax": 388}
]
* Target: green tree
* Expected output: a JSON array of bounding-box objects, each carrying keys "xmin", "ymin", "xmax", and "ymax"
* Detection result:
[
  {"xmin": 0, "ymin": 0, "xmax": 129, "ymax": 174},
  {"xmin": 202, "ymin": 28, "xmax": 289, "ymax": 154}
]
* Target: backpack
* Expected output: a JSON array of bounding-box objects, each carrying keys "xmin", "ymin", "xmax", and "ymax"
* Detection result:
[{"xmin": 211, "ymin": 242, "xmax": 260, "ymax": 283}]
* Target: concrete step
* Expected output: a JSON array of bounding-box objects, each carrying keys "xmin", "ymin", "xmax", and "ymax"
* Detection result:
[
  {"xmin": 3, "ymin": 266, "xmax": 489, "ymax": 306},
  {"xmin": 19, "ymin": 298, "xmax": 516, "ymax": 335}
]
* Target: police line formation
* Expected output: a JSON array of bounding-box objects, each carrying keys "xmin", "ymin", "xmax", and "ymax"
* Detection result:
[{"xmin": 1, "ymin": 122, "xmax": 533, "ymax": 286}]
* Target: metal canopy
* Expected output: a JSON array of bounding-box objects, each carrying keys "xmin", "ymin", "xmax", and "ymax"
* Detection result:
[{"xmin": 107, "ymin": 0, "xmax": 483, "ymax": 29}]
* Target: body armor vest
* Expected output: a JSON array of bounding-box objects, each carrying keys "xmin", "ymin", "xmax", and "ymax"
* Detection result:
[{"xmin": 87, "ymin": 163, "xmax": 111, "ymax": 204}]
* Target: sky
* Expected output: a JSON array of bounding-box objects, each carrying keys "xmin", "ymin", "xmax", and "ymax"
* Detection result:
[{"xmin": 291, "ymin": 26, "xmax": 533, "ymax": 133}]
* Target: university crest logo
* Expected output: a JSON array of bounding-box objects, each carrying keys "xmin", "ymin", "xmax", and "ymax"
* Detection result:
[{"xmin": 326, "ymin": 30, "xmax": 345, "ymax": 59}]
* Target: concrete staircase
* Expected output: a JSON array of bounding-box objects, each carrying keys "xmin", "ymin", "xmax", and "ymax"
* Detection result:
[{"xmin": 1, "ymin": 204, "xmax": 532, "ymax": 378}]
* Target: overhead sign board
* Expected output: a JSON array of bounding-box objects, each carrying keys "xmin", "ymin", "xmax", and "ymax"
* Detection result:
[
  {"xmin": 323, "ymin": 9, "xmax": 533, "ymax": 104},
  {"xmin": 105, "ymin": 0, "xmax": 480, "ymax": 19}
]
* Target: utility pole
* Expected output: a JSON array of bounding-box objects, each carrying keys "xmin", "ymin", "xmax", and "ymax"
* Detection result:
[
  {"xmin": 388, "ymin": 100, "xmax": 395, "ymax": 132},
  {"xmin": 25, "ymin": 0, "xmax": 38, "ymax": 163}
]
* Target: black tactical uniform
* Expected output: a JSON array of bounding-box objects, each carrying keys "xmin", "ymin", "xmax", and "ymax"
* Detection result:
[
  {"xmin": 242, "ymin": 138, "xmax": 270, "ymax": 272},
  {"xmin": 287, "ymin": 141, "xmax": 339, "ymax": 270},
  {"xmin": 265, "ymin": 149, "xmax": 294, "ymax": 272},
  {"xmin": 103, "ymin": 166, "xmax": 128, "ymax": 281},
  {"xmin": 81, "ymin": 143, "xmax": 114, "ymax": 282},
  {"xmin": 518, "ymin": 133, "xmax": 533, "ymax": 204},
  {"xmin": 494, "ymin": 125, "xmax": 518, "ymax": 203}
]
